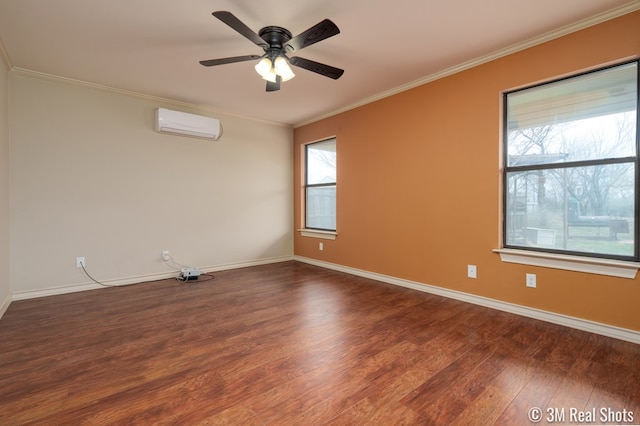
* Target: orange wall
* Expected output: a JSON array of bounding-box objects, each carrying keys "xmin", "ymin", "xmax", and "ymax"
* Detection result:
[{"xmin": 294, "ymin": 11, "xmax": 640, "ymax": 332}]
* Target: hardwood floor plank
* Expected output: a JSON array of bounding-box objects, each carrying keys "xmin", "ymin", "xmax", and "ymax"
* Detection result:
[
  {"xmin": 449, "ymin": 383, "xmax": 516, "ymax": 426},
  {"xmin": 0, "ymin": 261, "xmax": 639, "ymax": 425}
]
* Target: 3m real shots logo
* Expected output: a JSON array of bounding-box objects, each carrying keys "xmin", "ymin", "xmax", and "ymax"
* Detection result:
[{"xmin": 528, "ymin": 406, "xmax": 634, "ymax": 424}]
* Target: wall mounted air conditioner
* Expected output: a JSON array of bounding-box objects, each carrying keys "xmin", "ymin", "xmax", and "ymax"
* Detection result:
[{"xmin": 155, "ymin": 108, "xmax": 222, "ymax": 141}]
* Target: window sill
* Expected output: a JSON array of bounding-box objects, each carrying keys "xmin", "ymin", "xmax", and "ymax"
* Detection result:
[
  {"xmin": 298, "ymin": 229, "xmax": 337, "ymax": 240},
  {"xmin": 493, "ymin": 248, "xmax": 640, "ymax": 279}
]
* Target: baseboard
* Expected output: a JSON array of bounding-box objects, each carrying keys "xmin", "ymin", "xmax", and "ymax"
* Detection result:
[
  {"xmin": 0, "ymin": 291, "xmax": 11, "ymax": 319},
  {"xmin": 11, "ymin": 255, "xmax": 294, "ymax": 301},
  {"xmin": 200, "ymin": 255, "xmax": 295, "ymax": 273},
  {"xmin": 294, "ymin": 256, "xmax": 640, "ymax": 345},
  {"xmin": 11, "ymin": 272, "xmax": 177, "ymax": 301}
]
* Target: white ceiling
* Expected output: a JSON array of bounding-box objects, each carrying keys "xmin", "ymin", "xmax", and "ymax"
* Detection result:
[{"xmin": 0, "ymin": 0, "xmax": 638, "ymax": 127}]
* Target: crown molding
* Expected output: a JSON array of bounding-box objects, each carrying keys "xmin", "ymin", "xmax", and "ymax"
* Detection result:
[
  {"xmin": 10, "ymin": 67, "xmax": 292, "ymax": 129},
  {"xmin": 295, "ymin": 1, "xmax": 640, "ymax": 128}
]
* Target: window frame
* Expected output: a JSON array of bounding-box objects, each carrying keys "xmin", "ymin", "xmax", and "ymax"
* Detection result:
[
  {"xmin": 502, "ymin": 60, "xmax": 640, "ymax": 262},
  {"xmin": 304, "ymin": 138, "xmax": 337, "ymax": 233}
]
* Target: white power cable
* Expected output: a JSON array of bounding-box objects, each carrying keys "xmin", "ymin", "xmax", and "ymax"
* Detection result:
[
  {"xmin": 79, "ymin": 261, "xmax": 116, "ymax": 287},
  {"xmin": 79, "ymin": 255, "xmax": 214, "ymax": 286}
]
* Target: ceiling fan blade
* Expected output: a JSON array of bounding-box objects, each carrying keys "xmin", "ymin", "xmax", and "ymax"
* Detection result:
[
  {"xmin": 285, "ymin": 19, "xmax": 340, "ymax": 52},
  {"xmin": 266, "ymin": 75, "xmax": 281, "ymax": 92},
  {"xmin": 212, "ymin": 11, "xmax": 268, "ymax": 49},
  {"xmin": 199, "ymin": 55, "xmax": 261, "ymax": 67},
  {"xmin": 289, "ymin": 56, "xmax": 344, "ymax": 80}
]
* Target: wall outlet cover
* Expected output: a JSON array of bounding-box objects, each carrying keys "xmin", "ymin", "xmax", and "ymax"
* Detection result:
[
  {"xmin": 467, "ymin": 264, "xmax": 477, "ymax": 279},
  {"xmin": 526, "ymin": 273, "xmax": 537, "ymax": 288}
]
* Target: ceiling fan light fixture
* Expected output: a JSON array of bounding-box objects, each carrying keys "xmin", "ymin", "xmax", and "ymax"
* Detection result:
[
  {"xmin": 201, "ymin": 12, "xmax": 344, "ymax": 92},
  {"xmin": 254, "ymin": 57, "xmax": 273, "ymax": 79},
  {"xmin": 262, "ymin": 71, "xmax": 277, "ymax": 83},
  {"xmin": 274, "ymin": 56, "xmax": 295, "ymax": 82}
]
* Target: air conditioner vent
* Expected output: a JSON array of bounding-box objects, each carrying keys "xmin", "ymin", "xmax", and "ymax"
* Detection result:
[{"xmin": 155, "ymin": 108, "xmax": 222, "ymax": 141}]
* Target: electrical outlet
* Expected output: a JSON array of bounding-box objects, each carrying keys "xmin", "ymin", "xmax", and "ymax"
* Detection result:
[
  {"xmin": 467, "ymin": 264, "xmax": 477, "ymax": 279},
  {"xmin": 162, "ymin": 250, "xmax": 170, "ymax": 261},
  {"xmin": 76, "ymin": 257, "xmax": 85, "ymax": 268},
  {"xmin": 526, "ymin": 273, "xmax": 537, "ymax": 288},
  {"xmin": 319, "ymin": 242, "xmax": 324, "ymax": 251}
]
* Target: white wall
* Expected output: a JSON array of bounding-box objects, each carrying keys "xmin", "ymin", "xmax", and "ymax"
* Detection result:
[
  {"xmin": 9, "ymin": 72, "xmax": 293, "ymax": 296},
  {"xmin": 0, "ymin": 54, "xmax": 10, "ymax": 314}
]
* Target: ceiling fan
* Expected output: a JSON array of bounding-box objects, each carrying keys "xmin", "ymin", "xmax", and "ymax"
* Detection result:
[{"xmin": 200, "ymin": 11, "xmax": 344, "ymax": 92}]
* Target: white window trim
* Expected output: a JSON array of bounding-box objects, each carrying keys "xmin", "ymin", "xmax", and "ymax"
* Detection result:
[
  {"xmin": 298, "ymin": 229, "xmax": 337, "ymax": 240},
  {"xmin": 493, "ymin": 248, "xmax": 640, "ymax": 279},
  {"xmin": 499, "ymin": 61, "xmax": 639, "ymax": 276}
]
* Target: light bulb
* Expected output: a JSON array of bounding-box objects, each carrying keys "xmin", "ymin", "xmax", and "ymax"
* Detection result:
[
  {"xmin": 262, "ymin": 69, "xmax": 277, "ymax": 83},
  {"xmin": 274, "ymin": 56, "xmax": 295, "ymax": 82},
  {"xmin": 254, "ymin": 57, "xmax": 273, "ymax": 79}
]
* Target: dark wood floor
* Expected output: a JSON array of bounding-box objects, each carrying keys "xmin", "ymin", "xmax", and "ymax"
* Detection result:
[{"xmin": 1, "ymin": 261, "xmax": 639, "ymax": 425}]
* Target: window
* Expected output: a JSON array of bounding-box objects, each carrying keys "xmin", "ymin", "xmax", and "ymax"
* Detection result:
[
  {"xmin": 504, "ymin": 61, "xmax": 639, "ymax": 261},
  {"xmin": 305, "ymin": 138, "xmax": 336, "ymax": 231}
]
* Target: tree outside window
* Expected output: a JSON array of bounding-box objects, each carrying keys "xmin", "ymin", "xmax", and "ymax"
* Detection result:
[{"xmin": 504, "ymin": 61, "xmax": 638, "ymax": 260}]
